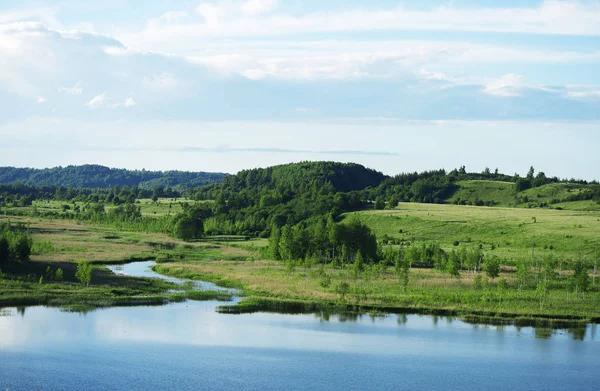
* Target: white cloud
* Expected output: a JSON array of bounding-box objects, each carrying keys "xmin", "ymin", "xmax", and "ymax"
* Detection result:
[
  {"xmin": 59, "ymin": 82, "xmax": 83, "ymax": 95},
  {"xmin": 124, "ymin": 97, "xmax": 136, "ymax": 107},
  {"xmin": 86, "ymin": 93, "xmax": 108, "ymax": 108},
  {"xmin": 566, "ymin": 86, "xmax": 600, "ymax": 100},
  {"xmin": 241, "ymin": 0, "xmax": 278, "ymax": 16},
  {"xmin": 119, "ymin": 0, "xmax": 600, "ymax": 52},
  {"xmin": 37, "ymin": 96, "xmax": 46, "ymax": 103},
  {"xmin": 86, "ymin": 93, "xmax": 135, "ymax": 109},
  {"xmin": 143, "ymin": 73, "xmax": 179, "ymax": 90},
  {"xmin": 483, "ymin": 74, "xmax": 525, "ymax": 97}
]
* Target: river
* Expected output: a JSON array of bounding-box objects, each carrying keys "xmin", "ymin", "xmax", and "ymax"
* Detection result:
[{"xmin": 1, "ymin": 261, "xmax": 598, "ymax": 390}]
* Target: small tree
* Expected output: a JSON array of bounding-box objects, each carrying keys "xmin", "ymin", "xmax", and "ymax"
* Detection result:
[
  {"xmin": 570, "ymin": 260, "xmax": 590, "ymax": 299},
  {"xmin": 484, "ymin": 257, "xmax": 500, "ymax": 280},
  {"xmin": 395, "ymin": 256, "xmax": 410, "ymax": 292},
  {"xmin": 54, "ymin": 268, "xmax": 64, "ymax": 282},
  {"xmin": 14, "ymin": 236, "xmax": 31, "ymax": 262},
  {"xmin": 353, "ymin": 251, "xmax": 365, "ymax": 278},
  {"xmin": 0, "ymin": 237, "xmax": 9, "ymax": 265},
  {"xmin": 516, "ymin": 259, "xmax": 532, "ymax": 291},
  {"xmin": 75, "ymin": 262, "xmax": 93, "ymax": 286},
  {"xmin": 335, "ymin": 281, "xmax": 350, "ymax": 301}
]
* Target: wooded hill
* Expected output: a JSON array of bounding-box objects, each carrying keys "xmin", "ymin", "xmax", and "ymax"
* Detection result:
[{"xmin": 0, "ymin": 165, "xmax": 226, "ymax": 190}]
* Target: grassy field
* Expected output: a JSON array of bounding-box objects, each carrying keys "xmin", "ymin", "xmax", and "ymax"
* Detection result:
[
  {"xmin": 448, "ymin": 180, "xmax": 517, "ymax": 206},
  {"xmin": 2, "ymin": 198, "xmax": 205, "ymax": 219},
  {"xmin": 346, "ymin": 202, "xmax": 600, "ymax": 261},
  {"xmin": 446, "ymin": 180, "xmax": 600, "ymax": 211},
  {"xmin": 2, "ymin": 201, "xmax": 600, "ymax": 323},
  {"xmin": 0, "ymin": 216, "xmax": 246, "ymax": 310}
]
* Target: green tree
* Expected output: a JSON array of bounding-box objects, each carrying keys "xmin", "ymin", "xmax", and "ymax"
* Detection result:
[
  {"xmin": 395, "ymin": 254, "xmax": 410, "ymax": 292},
  {"xmin": 173, "ymin": 215, "xmax": 197, "ymax": 241},
  {"xmin": 267, "ymin": 226, "xmax": 281, "ymax": 260},
  {"xmin": 446, "ymin": 253, "xmax": 461, "ymax": 279},
  {"xmin": 484, "ymin": 257, "xmax": 500, "ymax": 280},
  {"xmin": 75, "ymin": 262, "xmax": 93, "ymax": 286},
  {"xmin": 516, "ymin": 259, "xmax": 532, "ymax": 291},
  {"xmin": 0, "ymin": 237, "xmax": 9, "ymax": 265},
  {"xmin": 278, "ymin": 225, "xmax": 294, "ymax": 261},
  {"xmin": 14, "ymin": 235, "xmax": 31, "ymax": 262},
  {"xmin": 353, "ymin": 251, "xmax": 365, "ymax": 278},
  {"xmin": 570, "ymin": 260, "xmax": 590, "ymax": 298},
  {"xmin": 335, "ymin": 281, "xmax": 350, "ymax": 301},
  {"xmin": 387, "ymin": 195, "xmax": 400, "ymax": 209},
  {"xmin": 54, "ymin": 268, "xmax": 64, "ymax": 282}
]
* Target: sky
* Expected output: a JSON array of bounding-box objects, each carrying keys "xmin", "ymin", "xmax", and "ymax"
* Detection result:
[{"xmin": 0, "ymin": 0, "xmax": 599, "ymax": 179}]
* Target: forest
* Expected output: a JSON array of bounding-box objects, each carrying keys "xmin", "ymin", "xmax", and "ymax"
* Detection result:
[{"xmin": 0, "ymin": 164, "xmax": 226, "ymax": 189}]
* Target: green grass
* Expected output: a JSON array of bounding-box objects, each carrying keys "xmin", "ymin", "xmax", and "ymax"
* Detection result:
[
  {"xmin": 448, "ymin": 180, "xmax": 517, "ymax": 207},
  {"xmin": 445, "ymin": 181, "xmax": 600, "ymax": 211},
  {"xmin": 346, "ymin": 202, "xmax": 600, "ymax": 261}
]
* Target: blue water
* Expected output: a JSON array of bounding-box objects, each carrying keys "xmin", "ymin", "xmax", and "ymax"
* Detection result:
[{"xmin": 1, "ymin": 262, "xmax": 598, "ymax": 390}]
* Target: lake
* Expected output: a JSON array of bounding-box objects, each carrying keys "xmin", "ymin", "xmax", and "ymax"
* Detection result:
[{"xmin": 1, "ymin": 262, "xmax": 599, "ymax": 390}]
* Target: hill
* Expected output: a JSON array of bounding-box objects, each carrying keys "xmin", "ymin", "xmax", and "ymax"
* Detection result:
[
  {"xmin": 193, "ymin": 161, "xmax": 387, "ymax": 236},
  {"xmin": 445, "ymin": 180, "xmax": 600, "ymax": 210},
  {"xmin": 0, "ymin": 165, "xmax": 227, "ymax": 189}
]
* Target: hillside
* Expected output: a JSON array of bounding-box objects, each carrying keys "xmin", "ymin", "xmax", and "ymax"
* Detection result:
[
  {"xmin": 346, "ymin": 203, "xmax": 600, "ymax": 261},
  {"xmin": 0, "ymin": 165, "xmax": 227, "ymax": 189},
  {"xmin": 445, "ymin": 180, "xmax": 600, "ymax": 210},
  {"xmin": 193, "ymin": 161, "xmax": 387, "ymax": 236}
]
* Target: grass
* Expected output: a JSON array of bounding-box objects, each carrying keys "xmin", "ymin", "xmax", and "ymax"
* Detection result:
[
  {"xmin": 448, "ymin": 180, "xmax": 517, "ymax": 207},
  {"xmin": 153, "ymin": 258, "xmax": 600, "ymax": 324},
  {"xmin": 2, "ymin": 204, "xmax": 599, "ymax": 324},
  {"xmin": 346, "ymin": 202, "xmax": 600, "ymax": 261},
  {"xmin": 446, "ymin": 180, "xmax": 600, "ymax": 211}
]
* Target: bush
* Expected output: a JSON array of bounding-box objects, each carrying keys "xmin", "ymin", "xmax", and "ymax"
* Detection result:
[{"xmin": 75, "ymin": 262, "xmax": 93, "ymax": 286}]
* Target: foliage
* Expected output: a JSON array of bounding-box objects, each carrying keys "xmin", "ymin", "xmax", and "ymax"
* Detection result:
[
  {"xmin": 75, "ymin": 262, "xmax": 93, "ymax": 286},
  {"xmin": 0, "ymin": 164, "xmax": 225, "ymax": 189}
]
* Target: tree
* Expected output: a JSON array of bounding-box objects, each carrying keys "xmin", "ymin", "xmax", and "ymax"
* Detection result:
[
  {"xmin": 570, "ymin": 260, "xmax": 590, "ymax": 298},
  {"xmin": 173, "ymin": 214, "xmax": 197, "ymax": 241},
  {"xmin": 516, "ymin": 259, "xmax": 532, "ymax": 291},
  {"xmin": 395, "ymin": 253, "xmax": 410, "ymax": 292},
  {"xmin": 75, "ymin": 262, "xmax": 93, "ymax": 286},
  {"xmin": 0, "ymin": 237, "xmax": 9, "ymax": 265},
  {"xmin": 484, "ymin": 257, "xmax": 500, "ymax": 280},
  {"xmin": 446, "ymin": 253, "xmax": 461, "ymax": 279},
  {"xmin": 267, "ymin": 226, "xmax": 281, "ymax": 260},
  {"xmin": 353, "ymin": 251, "xmax": 365, "ymax": 277},
  {"xmin": 387, "ymin": 195, "xmax": 400, "ymax": 209},
  {"xmin": 14, "ymin": 235, "xmax": 31, "ymax": 262},
  {"xmin": 374, "ymin": 197, "xmax": 386, "ymax": 210},
  {"xmin": 335, "ymin": 281, "xmax": 350, "ymax": 301},
  {"xmin": 54, "ymin": 268, "xmax": 64, "ymax": 282},
  {"xmin": 527, "ymin": 166, "xmax": 535, "ymax": 180}
]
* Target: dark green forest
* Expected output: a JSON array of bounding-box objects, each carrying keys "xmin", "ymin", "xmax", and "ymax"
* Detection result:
[{"xmin": 0, "ymin": 165, "xmax": 226, "ymax": 190}]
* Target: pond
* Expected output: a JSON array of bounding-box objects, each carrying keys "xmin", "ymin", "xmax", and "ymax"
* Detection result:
[{"xmin": 1, "ymin": 262, "xmax": 598, "ymax": 390}]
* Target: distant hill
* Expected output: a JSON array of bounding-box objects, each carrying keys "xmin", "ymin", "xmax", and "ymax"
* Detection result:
[
  {"xmin": 220, "ymin": 161, "xmax": 387, "ymax": 194},
  {"xmin": 0, "ymin": 165, "xmax": 227, "ymax": 189}
]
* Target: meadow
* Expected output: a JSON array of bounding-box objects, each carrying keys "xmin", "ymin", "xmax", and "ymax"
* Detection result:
[
  {"xmin": 347, "ymin": 202, "xmax": 600, "ymax": 261},
  {"xmin": 1, "ymin": 199, "xmax": 599, "ymax": 324}
]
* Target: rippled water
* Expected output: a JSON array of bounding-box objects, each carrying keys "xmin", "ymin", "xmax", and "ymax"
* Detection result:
[{"xmin": 1, "ymin": 262, "xmax": 598, "ymax": 390}]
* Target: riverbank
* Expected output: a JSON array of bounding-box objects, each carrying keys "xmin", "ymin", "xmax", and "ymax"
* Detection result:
[{"xmin": 153, "ymin": 260, "xmax": 600, "ymax": 327}]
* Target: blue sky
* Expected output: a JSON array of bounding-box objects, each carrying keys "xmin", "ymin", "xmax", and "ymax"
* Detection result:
[{"xmin": 0, "ymin": 1, "xmax": 599, "ymax": 178}]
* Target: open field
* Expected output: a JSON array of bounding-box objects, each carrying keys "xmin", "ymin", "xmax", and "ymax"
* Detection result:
[
  {"xmin": 346, "ymin": 202, "xmax": 600, "ymax": 261},
  {"xmin": 1, "ymin": 198, "xmax": 206, "ymax": 219},
  {"xmin": 0, "ymin": 216, "xmax": 247, "ymax": 310},
  {"xmin": 155, "ymin": 257, "xmax": 600, "ymax": 324},
  {"xmin": 2, "ymin": 207, "xmax": 599, "ymax": 322},
  {"xmin": 446, "ymin": 180, "xmax": 599, "ymax": 210}
]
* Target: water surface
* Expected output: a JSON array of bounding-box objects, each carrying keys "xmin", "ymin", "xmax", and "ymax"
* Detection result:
[{"xmin": 1, "ymin": 262, "xmax": 598, "ymax": 390}]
